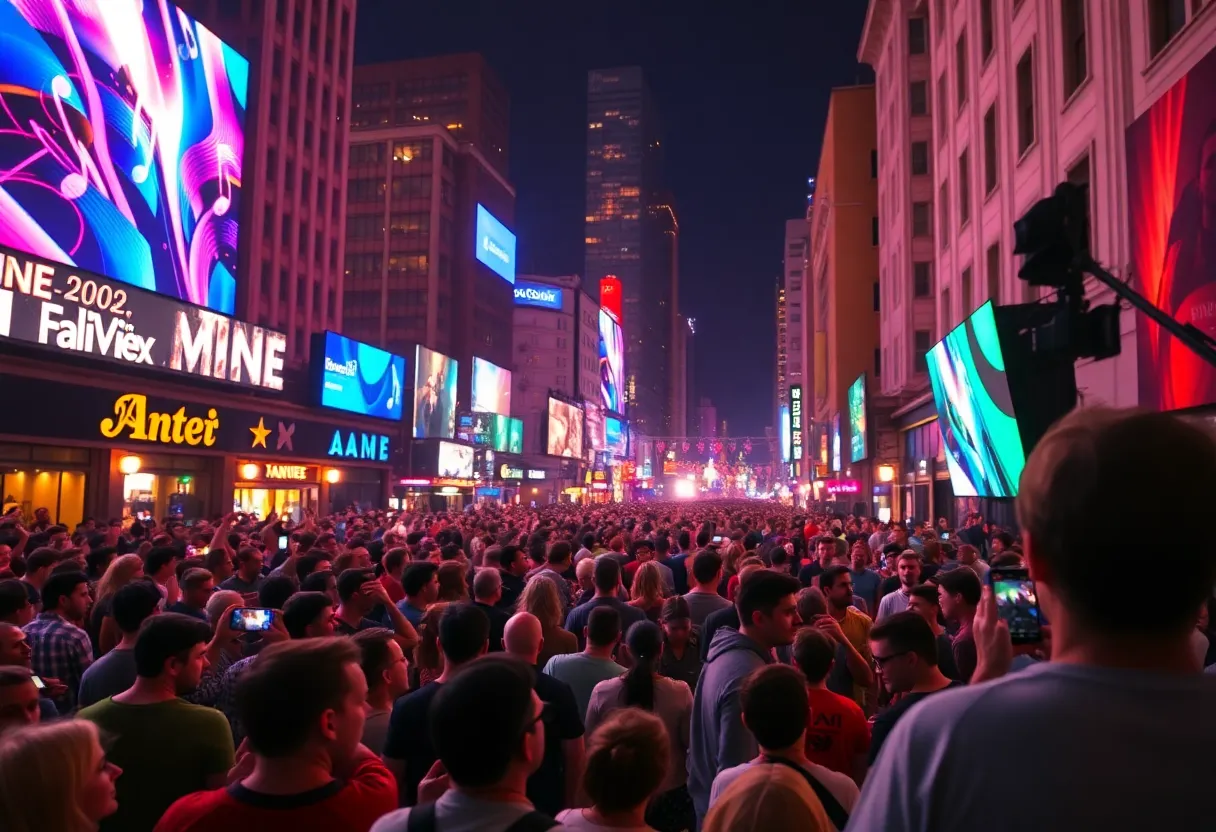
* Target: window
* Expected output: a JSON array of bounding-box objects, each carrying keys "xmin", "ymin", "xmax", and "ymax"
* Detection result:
[
  {"xmin": 872, "ymin": 217, "xmax": 880, "ymax": 246},
  {"xmin": 1149, "ymin": 0, "xmax": 1187, "ymax": 57},
  {"xmin": 1016, "ymin": 46, "xmax": 1036, "ymax": 155},
  {"xmin": 909, "ymin": 17, "xmax": 927, "ymax": 54},
  {"xmin": 1062, "ymin": 0, "xmax": 1089, "ymax": 97},
  {"xmin": 910, "ymin": 81, "xmax": 928, "ymax": 116},
  {"xmin": 269, "ymin": 94, "xmax": 279, "ymax": 126},
  {"xmin": 958, "ymin": 148, "xmax": 971, "ymax": 226},
  {"xmin": 912, "ymin": 202, "xmax": 932, "ymax": 237},
  {"xmin": 914, "ymin": 329, "xmax": 932, "ymax": 373},
  {"xmin": 349, "ymin": 144, "xmax": 385, "ymax": 166},
  {"xmin": 937, "ymin": 74, "xmax": 948, "ymax": 139},
  {"xmin": 986, "ymin": 243, "xmax": 1001, "ymax": 303},
  {"xmin": 873, "ymin": 281, "xmax": 880, "ymax": 312},
  {"xmin": 980, "ymin": 0, "xmax": 995, "ymax": 61},
  {"xmin": 939, "ymin": 180, "xmax": 950, "ymax": 248},
  {"xmin": 983, "ymin": 104, "xmax": 998, "ymax": 194},
  {"xmin": 962, "ymin": 266, "xmax": 973, "ymax": 313},
  {"xmin": 1067, "ymin": 153, "xmax": 1092, "ymax": 250},
  {"xmin": 347, "ymin": 178, "xmax": 386, "ymax": 202},
  {"xmin": 871, "ymin": 150, "xmax": 879, "ymax": 178},
  {"xmin": 914, "ymin": 262, "xmax": 933, "ymax": 297},
  {"xmin": 956, "ymin": 31, "xmax": 968, "ymax": 111},
  {"xmin": 911, "ymin": 141, "xmax": 929, "ymax": 176},
  {"xmin": 941, "ymin": 286, "xmax": 952, "ymax": 332}
]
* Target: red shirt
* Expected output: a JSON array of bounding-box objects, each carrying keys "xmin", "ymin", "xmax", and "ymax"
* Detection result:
[
  {"xmin": 804, "ymin": 687, "xmax": 870, "ymax": 778},
  {"xmin": 379, "ymin": 573, "xmax": 406, "ymax": 604},
  {"xmin": 154, "ymin": 755, "xmax": 397, "ymax": 832}
]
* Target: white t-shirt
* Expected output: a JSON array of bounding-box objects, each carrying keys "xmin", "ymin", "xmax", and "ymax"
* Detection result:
[
  {"xmin": 371, "ymin": 792, "xmax": 559, "ymax": 832},
  {"xmin": 849, "ymin": 661, "xmax": 1216, "ymax": 831},
  {"xmin": 555, "ymin": 808, "xmax": 652, "ymax": 831},
  {"xmin": 708, "ymin": 758, "xmax": 858, "ymax": 831}
]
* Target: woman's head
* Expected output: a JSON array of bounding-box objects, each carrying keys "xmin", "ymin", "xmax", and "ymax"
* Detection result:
[
  {"xmin": 582, "ymin": 708, "xmax": 670, "ymax": 815},
  {"xmin": 95, "ymin": 553, "xmax": 144, "ymax": 602},
  {"xmin": 516, "ymin": 575, "xmax": 562, "ymax": 630},
  {"xmin": 436, "ymin": 561, "xmax": 469, "ymax": 602},
  {"xmin": 416, "ymin": 601, "xmax": 452, "ymax": 670},
  {"xmin": 0, "ymin": 720, "xmax": 121, "ymax": 832},
  {"xmin": 630, "ymin": 561, "xmax": 663, "ymax": 606}
]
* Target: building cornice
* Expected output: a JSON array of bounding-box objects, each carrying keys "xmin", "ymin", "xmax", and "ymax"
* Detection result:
[{"xmin": 858, "ymin": 0, "xmax": 895, "ymax": 65}]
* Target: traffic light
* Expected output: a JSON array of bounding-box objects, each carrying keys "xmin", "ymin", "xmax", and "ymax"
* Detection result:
[{"xmin": 1013, "ymin": 182, "xmax": 1089, "ymax": 287}]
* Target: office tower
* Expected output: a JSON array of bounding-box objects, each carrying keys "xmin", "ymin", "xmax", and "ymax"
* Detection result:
[
  {"xmin": 782, "ymin": 218, "xmax": 809, "ymax": 481},
  {"xmin": 585, "ymin": 66, "xmax": 673, "ymax": 435},
  {"xmin": 178, "ymin": 0, "xmax": 357, "ymax": 364},
  {"xmin": 776, "ymin": 279, "xmax": 787, "ymax": 427}
]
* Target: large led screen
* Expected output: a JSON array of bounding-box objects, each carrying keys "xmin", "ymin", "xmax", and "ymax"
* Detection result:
[
  {"xmin": 848, "ymin": 374, "xmax": 867, "ymax": 463},
  {"xmin": 584, "ymin": 401, "xmax": 606, "ymax": 452},
  {"xmin": 831, "ymin": 413, "xmax": 841, "ymax": 473},
  {"xmin": 0, "ymin": 1, "xmax": 249, "ymax": 315},
  {"xmin": 313, "ymin": 332, "xmax": 404, "ymax": 421},
  {"xmin": 547, "ymin": 398, "xmax": 583, "ymax": 458},
  {"xmin": 1127, "ymin": 46, "xmax": 1216, "ymax": 410},
  {"xmin": 599, "ymin": 309, "xmax": 624, "ymax": 412},
  {"xmin": 413, "ymin": 346, "xmax": 458, "ymax": 439},
  {"xmin": 437, "ymin": 441, "xmax": 474, "ymax": 479},
  {"xmin": 513, "ymin": 280, "xmax": 563, "ymax": 310},
  {"xmin": 605, "ymin": 415, "xmax": 627, "ymax": 456},
  {"xmin": 779, "ymin": 404, "xmax": 791, "ymax": 463},
  {"xmin": 926, "ymin": 300, "xmax": 1026, "ymax": 498},
  {"xmin": 475, "ymin": 204, "xmax": 516, "ymax": 284},
  {"xmin": 471, "ymin": 357, "xmax": 511, "ymax": 415}
]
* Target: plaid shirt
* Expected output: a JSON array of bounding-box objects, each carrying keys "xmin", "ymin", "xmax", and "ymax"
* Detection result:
[
  {"xmin": 217, "ymin": 654, "xmax": 257, "ymax": 744},
  {"xmin": 23, "ymin": 612, "xmax": 93, "ymax": 714},
  {"xmin": 183, "ymin": 648, "xmax": 235, "ymax": 709}
]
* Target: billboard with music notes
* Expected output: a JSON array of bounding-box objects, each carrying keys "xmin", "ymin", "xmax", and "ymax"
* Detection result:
[{"xmin": 0, "ymin": 1, "xmax": 249, "ymax": 315}]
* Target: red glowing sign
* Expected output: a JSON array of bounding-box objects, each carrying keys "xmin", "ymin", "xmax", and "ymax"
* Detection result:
[
  {"xmin": 600, "ymin": 275, "xmax": 622, "ymax": 324},
  {"xmin": 825, "ymin": 479, "xmax": 862, "ymax": 495}
]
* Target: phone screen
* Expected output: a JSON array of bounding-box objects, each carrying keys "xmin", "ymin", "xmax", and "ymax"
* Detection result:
[
  {"xmin": 711, "ymin": 535, "xmax": 724, "ymax": 545},
  {"xmin": 30, "ymin": 675, "xmax": 45, "ymax": 690},
  {"xmin": 992, "ymin": 572, "xmax": 1042, "ymax": 644},
  {"xmin": 230, "ymin": 608, "xmax": 275, "ymax": 632},
  {"xmin": 278, "ymin": 535, "xmax": 289, "ymax": 551}
]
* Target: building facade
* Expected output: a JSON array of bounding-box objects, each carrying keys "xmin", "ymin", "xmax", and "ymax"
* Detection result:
[{"xmin": 782, "ymin": 218, "xmax": 810, "ymax": 479}]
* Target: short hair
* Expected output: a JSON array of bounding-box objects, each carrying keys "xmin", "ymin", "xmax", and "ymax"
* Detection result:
[
  {"xmin": 0, "ymin": 665, "xmax": 33, "ymax": 688},
  {"xmin": 133, "ymin": 613, "xmax": 212, "ymax": 677},
  {"xmin": 735, "ymin": 571, "xmax": 800, "ymax": 627},
  {"xmin": 179, "ymin": 568, "xmax": 213, "ymax": 592},
  {"xmin": 740, "ymin": 664, "xmax": 808, "ymax": 749},
  {"xmin": 936, "ymin": 567, "xmax": 982, "ymax": 606},
  {"xmin": 144, "ymin": 546, "xmax": 178, "ymax": 576},
  {"xmin": 295, "ymin": 553, "xmax": 328, "ymax": 582},
  {"xmin": 583, "ymin": 708, "xmax": 670, "ymax": 813},
  {"xmin": 383, "ymin": 547, "xmax": 407, "ymax": 573},
  {"xmin": 300, "ymin": 570, "xmax": 333, "ymax": 594},
  {"xmin": 586, "ymin": 606, "xmax": 622, "ymax": 647},
  {"xmin": 908, "ymin": 584, "xmax": 941, "ymax": 607},
  {"xmin": 40, "ymin": 572, "xmax": 88, "ymax": 612},
  {"xmin": 352, "ymin": 627, "xmax": 397, "ymax": 688},
  {"xmin": 438, "ymin": 603, "xmax": 490, "ymax": 663},
  {"xmin": 593, "ymin": 555, "xmax": 621, "ymax": 593},
  {"xmin": 472, "ymin": 567, "xmax": 502, "ymax": 601},
  {"xmin": 111, "ymin": 580, "xmax": 161, "ymax": 634},
  {"xmin": 792, "ymin": 627, "xmax": 836, "ymax": 684},
  {"xmin": 869, "ymin": 611, "xmax": 938, "ymax": 665},
  {"xmin": 258, "ymin": 575, "xmax": 298, "ymax": 610},
  {"xmin": 430, "ymin": 655, "xmax": 536, "ymax": 787},
  {"xmin": 691, "ymin": 550, "xmax": 723, "ymax": 584},
  {"xmin": 819, "ymin": 565, "xmax": 850, "ymax": 593},
  {"xmin": 336, "ymin": 568, "xmax": 375, "ymax": 603},
  {"xmin": 0, "ymin": 580, "xmax": 31, "ymax": 618},
  {"xmin": 897, "ymin": 550, "xmax": 922, "ymax": 565},
  {"xmin": 402, "ymin": 562, "xmax": 439, "ymax": 597},
  {"xmin": 547, "ymin": 541, "xmax": 572, "ymax": 564},
  {"xmin": 24, "ymin": 548, "xmax": 60, "ymax": 574},
  {"xmin": 281, "ymin": 592, "xmax": 333, "ymax": 639},
  {"xmin": 795, "ymin": 587, "xmax": 827, "ymax": 621},
  {"xmin": 993, "ymin": 531, "xmax": 1015, "ymax": 549},
  {"xmin": 660, "ymin": 595, "xmax": 691, "ymax": 623},
  {"xmin": 481, "ymin": 546, "xmax": 504, "ymax": 569},
  {"xmin": 237, "ymin": 638, "xmax": 362, "ymax": 757},
  {"xmin": 439, "ymin": 543, "xmax": 462, "ymax": 562},
  {"xmin": 989, "ymin": 552, "xmax": 1023, "ymax": 568}
]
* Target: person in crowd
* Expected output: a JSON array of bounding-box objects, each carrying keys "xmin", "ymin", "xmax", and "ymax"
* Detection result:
[
  {"xmin": 18, "ymin": 547, "xmax": 59, "ymax": 608},
  {"xmin": 335, "ymin": 569, "xmax": 421, "ymax": 650},
  {"xmin": 78, "ymin": 580, "xmax": 161, "ymax": 708},
  {"xmin": 383, "ymin": 603, "xmax": 490, "ymax": 805},
  {"xmin": 414, "ymin": 602, "xmax": 451, "ymax": 687},
  {"xmin": 586, "ymin": 620, "xmax": 693, "ymax": 831},
  {"xmin": 573, "ymin": 557, "xmax": 597, "ymax": 606},
  {"xmin": 565, "ymin": 557, "xmax": 646, "ymax": 649},
  {"xmin": 865, "ymin": 611, "xmax": 961, "ymax": 766},
  {"xmin": 874, "ymin": 551, "xmax": 922, "ymax": 623},
  {"xmin": 353, "ymin": 627, "xmax": 410, "ymax": 755},
  {"xmin": 628, "ymin": 561, "xmax": 666, "ymax": 622},
  {"xmin": 625, "ymin": 539, "xmax": 674, "ymax": 594},
  {"xmin": 0, "ymin": 666, "xmax": 42, "ymax": 732},
  {"xmin": 574, "ymin": 533, "xmax": 596, "ymax": 565},
  {"xmin": 533, "ymin": 541, "xmax": 575, "ymax": 610},
  {"xmin": 89, "ymin": 553, "xmax": 144, "ymax": 655},
  {"xmin": 707, "ymin": 664, "xmax": 858, "ymax": 831},
  {"xmin": 848, "ymin": 541, "xmax": 882, "ymax": 614},
  {"xmin": 23, "ymin": 570, "xmax": 92, "ymax": 713},
  {"xmin": 798, "ymin": 537, "xmax": 836, "ymax": 587},
  {"xmin": 79, "ymin": 613, "xmax": 234, "ymax": 831},
  {"xmin": 703, "ymin": 763, "xmax": 831, "ymax": 832},
  {"xmin": 543, "ymin": 606, "xmax": 623, "ymax": 720},
  {"xmin": 157, "ymin": 639, "xmax": 397, "ymax": 830},
  {"xmin": 688, "ymin": 570, "xmax": 801, "ymax": 824},
  {"xmin": 657, "ymin": 596, "xmax": 701, "ymax": 692},
  {"xmin": 371, "ymin": 656, "xmax": 551, "ymax": 832},
  {"xmin": 378, "ymin": 547, "xmax": 408, "ymax": 604},
  {"xmin": 473, "ymin": 567, "xmax": 510, "ymax": 652},
  {"xmin": 517, "ymin": 575, "xmax": 578, "ymax": 668},
  {"xmin": 815, "ymin": 565, "xmax": 875, "ymax": 710},
  {"xmin": 495, "ymin": 544, "xmax": 530, "ymax": 610},
  {"xmin": 955, "ymin": 543, "xmax": 989, "ymax": 583},
  {"xmin": 436, "ymin": 561, "xmax": 470, "ymax": 603},
  {"xmin": 682, "ymin": 550, "xmax": 731, "ymax": 627},
  {"xmin": 0, "ymin": 579, "xmax": 35, "ymax": 626},
  {"xmin": 204, "ymin": 589, "xmax": 244, "ymax": 630},
  {"xmin": 203, "ymin": 547, "xmax": 235, "ymax": 586},
  {"xmin": 0, "ymin": 720, "xmax": 122, "ymax": 832},
  {"xmin": 143, "ymin": 546, "xmax": 180, "ymax": 610},
  {"xmin": 792, "ymin": 628, "xmax": 870, "ymax": 785},
  {"xmin": 904, "ymin": 584, "xmax": 961, "ymax": 681},
  {"xmin": 935, "ymin": 566, "xmax": 982, "ymax": 683},
  {"xmin": 656, "ymin": 534, "xmax": 688, "ymax": 596},
  {"xmin": 0, "ymin": 622, "xmax": 59, "ymax": 722},
  {"xmin": 219, "ymin": 547, "xmax": 265, "ymax": 597},
  {"xmin": 697, "ymin": 562, "xmax": 767, "ymax": 662},
  {"xmin": 167, "ymin": 568, "xmax": 213, "ymax": 621},
  {"xmin": 502, "ymin": 611, "xmax": 586, "ymax": 817},
  {"xmin": 397, "ymin": 562, "xmax": 439, "ymax": 627}
]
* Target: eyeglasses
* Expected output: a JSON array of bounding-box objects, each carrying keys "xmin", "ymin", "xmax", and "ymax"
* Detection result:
[
  {"xmin": 872, "ymin": 650, "xmax": 911, "ymax": 668},
  {"xmin": 521, "ymin": 702, "xmax": 553, "ymax": 739}
]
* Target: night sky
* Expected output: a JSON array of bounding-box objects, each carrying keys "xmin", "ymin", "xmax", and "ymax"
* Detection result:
[{"xmin": 356, "ymin": 0, "xmax": 871, "ymax": 437}]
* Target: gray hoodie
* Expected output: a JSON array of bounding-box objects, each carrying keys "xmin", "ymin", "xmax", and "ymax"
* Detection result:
[{"xmin": 686, "ymin": 626, "xmax": 775, "ymax": 823}]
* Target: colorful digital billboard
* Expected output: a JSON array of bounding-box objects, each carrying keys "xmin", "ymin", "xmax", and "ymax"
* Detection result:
[
  {"xmin": 513, "ymin": 281, "xmax": 564, "ymax": 310},
  {"xmin": 605, "ymin": 415, "xmax": 627, "ymax": 456},
  {"xmin": 471, "ymin": 357, "xmax": 511, "ymax": 415},
  {"xmin": 313, "ymin": 332, "xmax": 404, "ymax": 422},
  {"xmin": 547, "ymin": 398, "xmax": 583, "ymax": 458},
  {"xmin": 475, "ymin": 204, "xmax": 516, "ymax": 284},
  {"xmin": 831, "ymin": 412, "xmax": 842, "ymax": 473},
  {"xmin": 848, "ymin": 374, "xmax": 867, "ymax": 463},
  {"xmin": 413, "ymin": 346, "xmax": 458, "ymax": 439},
  {"xmin": 437, "ymin": 441, "xmax": 474, "ymax": 479},
  {"xmin": 790, "ymin": 385, "xmax": 804, "ymax": 463},
  {"xmin": 779, "ymin": 404, "xmax": 791, "ymax": 464},
  {"xmin": 584, "ymin": 401, "xmax": 606, "ymax": 452},
  {"xmin": 599, "ymin": 308, "xmax": 624, "ymax": 413}
]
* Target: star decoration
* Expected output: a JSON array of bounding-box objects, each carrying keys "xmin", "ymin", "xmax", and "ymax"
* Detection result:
[{"xmin": 250, "ymin": 417, "xmax": 271, "ymax": 449}]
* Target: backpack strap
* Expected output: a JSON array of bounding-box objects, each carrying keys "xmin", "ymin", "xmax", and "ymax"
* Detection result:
[
  {"xmin": 762, "ymin": 756, "xmax": 850, "ymax": 830},
  {"xmin": 405, "ymin": 802, "xmax": 437, "ymax": 832},
  {"xmin": 502, "ymin": 810, "xmax": 559, "ymax": 832}
]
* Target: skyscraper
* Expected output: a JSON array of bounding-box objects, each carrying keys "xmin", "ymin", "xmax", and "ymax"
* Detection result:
[{"xmin": 584, "ymin": 67, "xmax": 673, "ymax": 435}]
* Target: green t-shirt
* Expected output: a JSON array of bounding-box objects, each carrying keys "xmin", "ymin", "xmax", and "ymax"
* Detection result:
[{"xmin": 78, "ymin": 697, "xmax": 234, "ymax": 832}]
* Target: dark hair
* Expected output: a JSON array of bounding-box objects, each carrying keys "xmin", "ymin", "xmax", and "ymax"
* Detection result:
[
  {"xmin": 300, "ymin": 570, "xmax": 334, "ymax": 594},
  {"xmin": 86, "ymin": 547, "xmax": 116, "ymax": 578},
  {"xmin": 582, "ymin": 533, "xmax": 595, "ymax": 550},
  {"xmin": 695, "ymin": 528, "xmax": 712, "ymax": 549},
  {"xmin": 989, "ymin": 552, "xmax": 1023, "ymax": 568},
  {"xmin": 296, "ymin": 553, "xmax": 328, "ymax": 582},
  {"xmin": 383, "ymin": 547, "xmax": 407, "ymax": 573},
  {"xmin": 439, "ymin": 543, "xmax": 462, "ymax": 562},
  {"xmin": 869, "ymin": 611, "xmax": 938, "ymax": 665},
  {"xmin": 0, "ymin": 580, "xmax": 31, "ymax": 619},
  {"xmin": 936, "ymin": 567, "xmax": 982, "ymax": 606},
  {"xmin": 593, "ymin": 556, "xmax": 621, "ymax": 593},
  {"xmin": 111, "ymin": 580, "xmax": 161, "ymax": 634},
  {"xmin": 281, "ymin": 591, "xmax": 333, "ymax": 639},
  {"xmin": 403, "ymin": 562, "xmax": 439, "ymax": 597},
  {"xmin": 438, "ymin": 603, "xmax": 490, "ymax": 663},
  {"xmin": 993, "ymin": 531, "xmax": 1015, "ymax": 549},
  {"xmin": 179, "ymin": 567, "xmax": 213, "ymax": 593},
  {"xmin": 144, "ymin": 546, "xmax": 178, "ymax": 577},
  {"xmin": 583, "ymin": 709, "xmax": 670, "ymax": 813},
  {"xmin": 795, "ymin": 586, "xmax": 827, "ymax": 621},
  {"xmin": 238, "ymin": 638, "xmax": 362, "ymax": 757},
  {"xmin": 792, "ymin": 627, "xmax": 836, "ymax": 684},
  {"xmin": 337, "ymin": 568, "xmax": 375, "ymax": 603},
  {"xmin": 908, "ymin": 583, "xmax": 941, "ymax": 607},
  {"xmin": 819, "ymin": 564, "xmax": 851, "ymax": 593},
  {"xmin": 740, "ymin": 664, "xmax": 808, "ymax": 749},
  {"xmin": 691, "ymin": 550, "xmax": 723, "ymax": 585},
  {"xmin": 0, "ymin": 665, "xmax": 33, "ymax": 688},
  {"xmin": 40, "ymin": 571, "xmax": 88, "ymax": 612},
  {"xmin": 24, "ymin": 548, "xmax": 60, "ymax": 574},
  {"xmin": 258, "ymin": 575, "xmax": 299, "ymax": 609},
  {"xmin": 735, "ymin": 571, "xmax": 800, "ymax": 628},
  {"xmin": 586, "ymin": 606, "xmax": 621, "ymax": 648},
  {"xmin": 294, "ymin": 531, "xmax": 319, "ymax": 552},
  {"xmin": 547, "ymin": 541, "xmax": 572, "ymax": 565},
  {"xmin": 660, "ymin": 595, "xmax": 691, "ymax": 623},
  {"xmin": 133, "ymin": 612, "xmax": 212, "ymax": 677},
  {"xmin": 352, "ymin": 627, "xmax": 396, "ymax": 688},
  {"xmin": 622, "ymin": 620, "xmax": 662, "ymax": 711}
]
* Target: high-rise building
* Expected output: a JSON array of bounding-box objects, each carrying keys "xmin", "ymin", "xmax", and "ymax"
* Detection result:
[
  {"xmin": 696, "ymin": 398, "xmax": 719, "ymax": 438},
  {"xmin": 584, "ymin": 67, "xmax": 674, "ymax": 435},
  {"xmin": 179, "ymin": 0, "xmax": 358, "ymax": 364},
  {"xmin": 781, "ymin": 219, "xmax": 809, "ymax": 474},
  {"xmin": 776, "ymin": 280, "xmax": 787, "ymax": 426}
]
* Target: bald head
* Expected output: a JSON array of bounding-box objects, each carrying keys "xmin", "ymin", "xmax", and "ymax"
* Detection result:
[{"xmin": 503, "ymin": 611, "xmax": 543, "ymax": 664}]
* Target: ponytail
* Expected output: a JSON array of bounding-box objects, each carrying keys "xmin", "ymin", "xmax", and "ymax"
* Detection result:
[{"xmin": 622, "ymin": 620, "xmax": 662, "ymax": 711}]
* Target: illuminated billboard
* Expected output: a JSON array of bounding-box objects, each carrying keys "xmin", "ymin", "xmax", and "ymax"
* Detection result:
[
  {"xmin": 437, "ymin": 441, "xmax": 474, "ymax": 479},
  {"xmin": 780, "ymin": 404, "xmax": 791, "ymax": 464},
  {"xmin": 547, "ymin": 398, "xmax": 583, "ymax": 458},
  {"xmin": 413, "ymin": 346, "xmax": 458, "ymax": 439},
  {"xmin": 312, "ymin": 332, "xmax": 404, "ymax": 421},
  {"xmin": 475, "ymin": 204, "xmax": 516, "ymax": 284},
  {"xmin": 0, "ymin": 1, "xmax": 249, "ymax": 314},
  {"xmin": 584, "ymin": 401, "xmax": 606, "ymax": 451},
  {"xmin": 599, "ymin": 309, "xmax": 624, "ymax": 413},
  {"xmin": 831, "ymin": 412, "xmax": 842, "ymax": 472},
  {"xmin": 605, "ymin": 415, "xmax": 627, "ymax": 456},
  {"xmin": 513, "ymin": 281, "xmax": 563, "ymax": 310},
  {"xmin": 790, "ymin": 385, "xmax": 804, "ymax": 462},
  {"xmin": 600, "ymin": 275, "xmax": 623, "ymax": 324},
  {"xmin": 848, "ymin": 374, "xmax": 867, "ymax": 463},
  {"xmin": 471, "ymin": 357, "xmax": 511, "ymax": 415}
]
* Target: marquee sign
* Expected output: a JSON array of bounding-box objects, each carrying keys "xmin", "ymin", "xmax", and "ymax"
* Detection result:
[{"xmin": 790, "ymin": 385, "xmax": 804, "ymax": 462}]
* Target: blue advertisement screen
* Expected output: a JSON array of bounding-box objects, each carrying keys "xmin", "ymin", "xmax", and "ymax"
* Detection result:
[
  {"xmin": 475, "ymin": 204, "xmax": 516, "ymax": 284},
  {"xmin": 316, "ymin": 332, "xmax": 405, "ymax": 421},
  {"xmin": 779, "ymin": 404, "xmax": 791, "ymax": 463},
  {"xmin": 605, "ymin": 416, "xmax": 627, "ymax": 455},
  {"xmin": 513, "ymin": 280, "xmax": 564, "ymax": 310}
]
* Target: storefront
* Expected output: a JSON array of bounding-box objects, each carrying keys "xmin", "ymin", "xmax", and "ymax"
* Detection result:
[{"xmin": 392, "ymin": 478, "xmax": 474, "ymax": 512}]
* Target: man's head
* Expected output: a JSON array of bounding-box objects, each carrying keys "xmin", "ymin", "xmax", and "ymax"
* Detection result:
[
  {"xmin": 735, "ymin": 571, "xmax": 801, "ymax": 648},
  {"xmin": 234, "ymin": 547, "xmax": 264, "ymax": 582},
  {"xmin": 383, "ymin": 548, "xmax": 408, "ymax": 579},
  {"xmin": 795, "ymin": 586, "xmax": 828, "ymax": 622},
  {"xmin": 503, "ymin": 611, "xmax": 543, "ymax": 665},
  {"xmin": 440, "ymin": 603, "xmax": 491, "ymax": 666},
  {"xmin": 546, "ymin": 541, "xmax": 572, "ymax": 568},
  {"xmin": 739, "ymin": 665, "xmax": 809, "ymax": 752},
  {"xmin": 956, "ymin": 544, "xmax": 979, "ymax": 565},
  {"xmin": 282, "ymin": 591, "xmax": 336, "ymax": 639},
  {"xmin": 402, "ymin": 562, "xmax": 440, "ymax": 605},
  {"xmin": 0, "ymin": 623, "xmax": 31, "ymax": 667},
  {"xmin": 0, "ymin": 581, "xmax": 32, "ymax": 626},
  {"xmin": 473, "ymin": 567, "xmax": 503, "ymax": 606},
  {"xmin": 690, "ymin": 550, "xmax": 723, "ymax": 588},
  {"xmin": 631, "ymin": 540, "xmax": 654, "ymax": 563},
  {"xmin": 792, "ymin": 627, "xmax": 836, "ymax": 685},
  {"xmin": 575, "ymin": 557, "xmax": 596, "ymax": 591},
  {"xmin": 814, "ymin": 538, "xmax": 836, "ymax": 565},
  {"xmin": 906, "ymin": 583, "xmax": 943, "ymax": 626},
  {"xmin": 144, "ymin": 547, "xmax": 178, "ymax": 583},
  {"xmin": 112, "ymin": 580, "xmax": 161, "ymax": 636},
  {"xmin": 336, "ymin": 569, "xmax": 377, "ymax": 615},
  {"xmin": 0, "ymin": 666, "xmax": 41, "ymax": 732},
  {"xmin": 593, "ymin": 555, "xmax": 622, "ymax": 595},
  {"xmin": 23, "ymin": 548, "xmax": 59, "ymax": 586},
  {"xmin": 935, "ymin": 567, "xmax": 982, "ymax": 622},
  {"xmin": 41, "ymin": 572, "xmax": 90, "ymax": 620},
  {"xmin": 896, "ymin": 552, "xmax": 922, "ymax": 589},
  {"xmin": 660, "ymin": 596, "xmax": 692, "ymax": 647},
  {"xmin": 991, "ymin": 531, "xmax": 1014, "ymax": 555},
  {"xmin": 585, "ymin": 606, "xmax": 621, "ymax": 651},
  {"xmin": 352, "ymin": 627, "xmax": 409, "ymax": 701},
  {"xmin": 500, "ymin": 545, "xmax": 529, "ymax": 577},
  {"xmin": 869, "ymin": 611, "xmax": 939, "ymax": 695},
  {"xmin": 431, "ymin": 656, "xmax": 545, "ymax": 790},
  {"xmin": 237, "ymin": 638, "xmax": 367, "ymax": 769},
  {"xmin": 133, "ymin": 613, "xmax": 213, "ymax": 693},
  {"xmin": 818, "ymin": 565, "xmax": 854, "ymax": 611},
  {"xmin": 850, "ymin": 541, "xmax": 870, "ymax": 571},
  {"xmin": 178, "ymin": 568, "xmax": 214, "ymax": 611}
]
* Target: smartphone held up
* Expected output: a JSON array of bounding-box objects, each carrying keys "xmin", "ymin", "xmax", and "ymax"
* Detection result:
[
  {"xmin": 229, "ymin": 608, "xmax": 275, "ymax": 632},
  {"xmin": 990, "ymin": 567, "xmax": 1042, "ymax": 644}
]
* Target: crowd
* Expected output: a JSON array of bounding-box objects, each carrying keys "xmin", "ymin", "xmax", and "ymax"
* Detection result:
[{"xmin": 0, "ymin": 406, "xmax": 1213, "ymax": 830}]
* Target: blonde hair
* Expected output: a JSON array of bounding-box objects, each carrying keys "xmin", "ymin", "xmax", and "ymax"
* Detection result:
[
  {"xmin": 94, "ymin": 553, "xmax": 145, "ymax": 605},
  {"xmin": 722, "ymin": 542, "xmax": 745, "ymax": 575},
  {"xmin": 516, "ymin": 576, "xmax": 563, "ymax": 630},
  {"xmin": 0, "ymin": 720, "xmax": 103, "ymax": 832},
  {"xmin": 630, "ymin": 561, "xmax": 664, "ymax": 609}
]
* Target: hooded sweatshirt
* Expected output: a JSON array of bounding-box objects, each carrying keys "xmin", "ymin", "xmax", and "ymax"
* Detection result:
[{"xmin": 687, "ymin": 626, "xmax": 775, "ymax": 823}]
